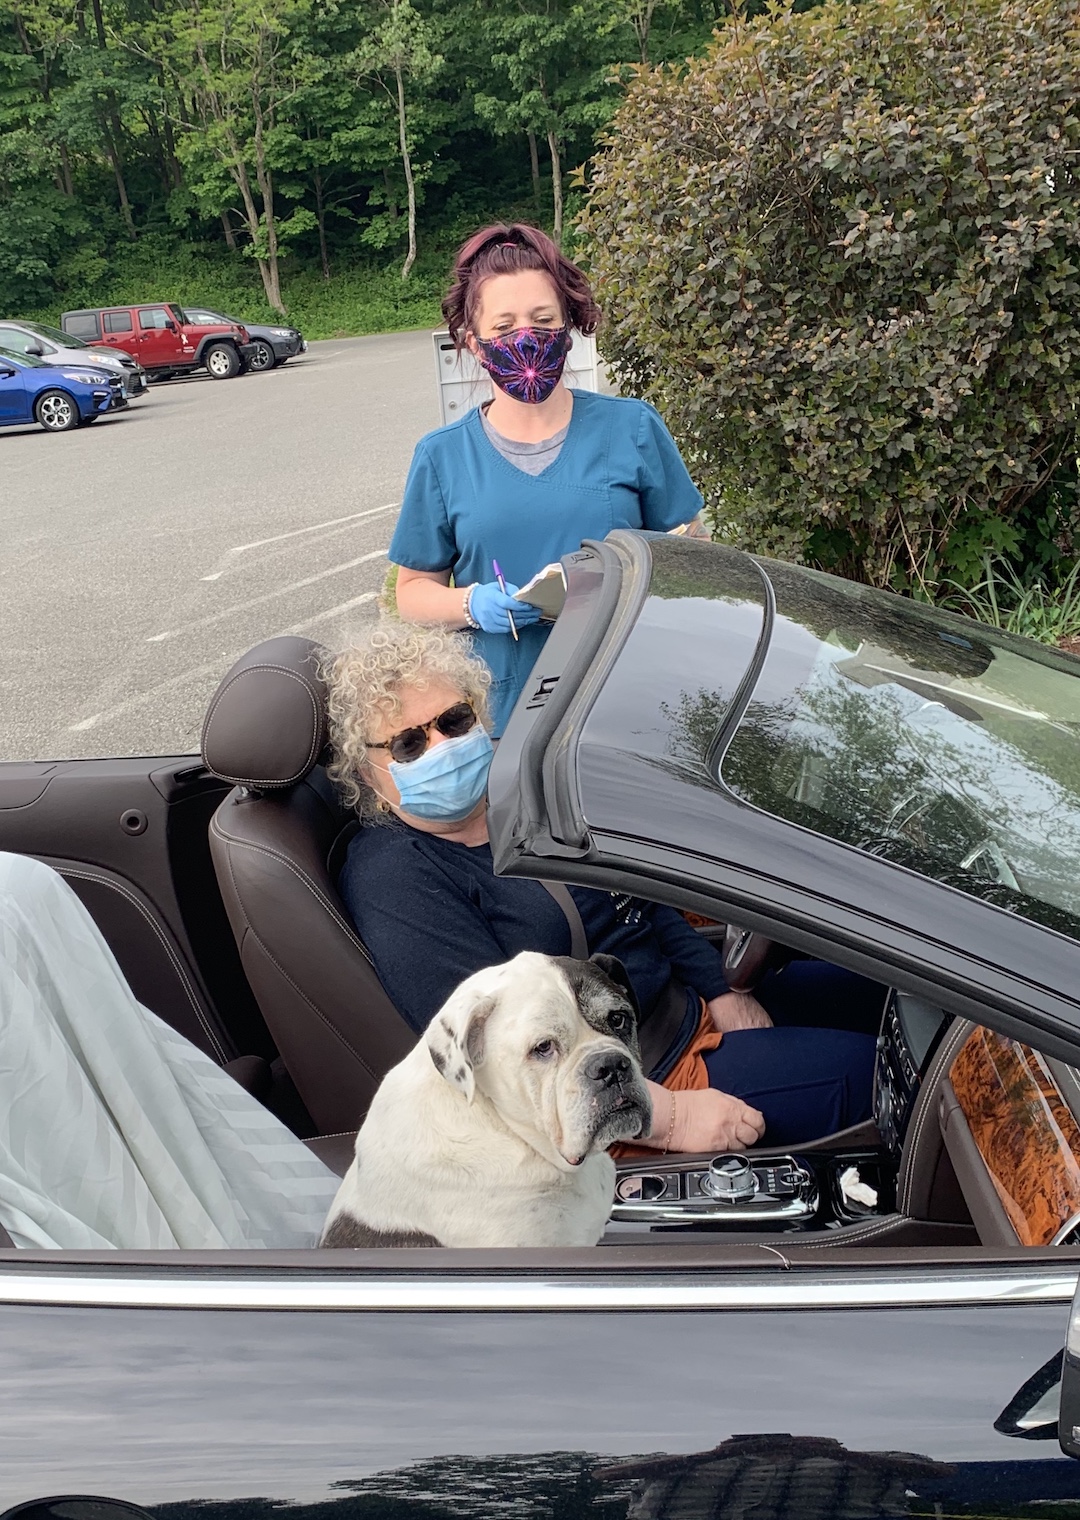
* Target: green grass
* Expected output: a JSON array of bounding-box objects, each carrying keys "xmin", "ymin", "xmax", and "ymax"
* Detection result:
[
  {"xmin": 26, "ymin": 233, "xmax": 445, "ymax": 340},
  {"xmin": 942, "ymin": 556, "xmax": 1080, "ymax": 645}
]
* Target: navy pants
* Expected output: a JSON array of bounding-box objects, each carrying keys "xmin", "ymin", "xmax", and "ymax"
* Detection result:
[{"xmin": 701, "ymin": 962, "xmax": 883, "ymax": 1146}]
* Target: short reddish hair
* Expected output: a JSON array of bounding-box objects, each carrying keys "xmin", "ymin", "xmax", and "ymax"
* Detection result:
[{"xmin": 442, "ymin": 223, "xmax": 602, "ymax": 349}]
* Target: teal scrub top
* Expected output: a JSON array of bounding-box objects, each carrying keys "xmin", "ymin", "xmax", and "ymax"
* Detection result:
[{"xmin": 388, "ymin": 389, "xmax": 703, "ymax": 732}]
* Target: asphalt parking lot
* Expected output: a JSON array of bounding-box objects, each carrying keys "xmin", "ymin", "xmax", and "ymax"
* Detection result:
[{"xmin": 2, "ymin": 332, "xmax": 439, "ymax": 761}]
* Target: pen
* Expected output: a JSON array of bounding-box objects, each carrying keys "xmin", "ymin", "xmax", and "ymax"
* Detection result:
[{"xmin": 492, "ymin": 558, "xmax": 519, "ymax": 641}]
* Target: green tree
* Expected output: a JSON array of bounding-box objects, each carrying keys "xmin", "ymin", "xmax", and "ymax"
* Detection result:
[
  {"xmin": 350, "ymin": 0, "xmax": 441, "ymax": 279},
  {"xmin": 472, "ymin": 0, "xmax": 628, "ymax": 243},
  {"xmin": 0, "ymin": 146, "xmax": 83, "ymax": 308},
  {"xmin": 581, "ymin": 0, "xmax": 1080, "ymax": 595},
  {"xmin": 157, "ymin": 0, "xmax": 314, "ymax": 310},
  {"xmin": 1, "ymin": 1, "xmax": 75, "ymax": 194},
  {"xmin": 0, "ymin": 0, "xmax": 735, "ymax": 321}
]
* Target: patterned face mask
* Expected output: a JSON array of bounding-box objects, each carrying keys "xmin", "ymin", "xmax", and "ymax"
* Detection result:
[{"xmin": 474, "ymin": 325, "xmax": 572, "ymax": 404}]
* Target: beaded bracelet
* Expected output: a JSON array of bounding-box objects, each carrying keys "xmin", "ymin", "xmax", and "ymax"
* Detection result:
[
  {"xmin": 662, "ymin": 1092, "xmax": 677, "ymax": 1153},
  {"xmin": 462, "ymin": 585, "xmax": 480, "ymax": 630}
]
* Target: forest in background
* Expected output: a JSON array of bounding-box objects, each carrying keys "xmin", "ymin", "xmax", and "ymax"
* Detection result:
[
  {"xmin": 0, "ymin": 0, "xmax": 746, "ymax": 331},
  {"xmin": 6, "ymin": 0, "xmax": 1076, "ymax": 626}
]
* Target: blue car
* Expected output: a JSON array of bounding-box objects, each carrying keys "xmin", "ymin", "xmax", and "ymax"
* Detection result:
[{"xmin": 0, "ymin": 344, "xmax": 128, "ymax": 432}]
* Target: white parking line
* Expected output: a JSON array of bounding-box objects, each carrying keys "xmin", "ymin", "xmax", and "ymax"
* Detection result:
[
  {"xmin": 202, "ymin": 516, "xmax": 398, "ymax": 586},
  {"xmin": 201, "ymin": 503, "xmax": 397, "ymax": 578},
  {"xmin": 148, "ymin": 550, "xmax": 387, "ymax": 643},
  {"xmin": 68, "ymin": 591, "xmax": 383, "ymax": 734},
  {"xmin": 284, "ymin": 591, "xmax": 379, "ymax": 633},
  {"xmin": 68, "ymin": 654, "xmax": 238, "ymax": 733}
]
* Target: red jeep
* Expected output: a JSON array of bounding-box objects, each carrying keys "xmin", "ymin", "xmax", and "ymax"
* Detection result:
[{"xmin": 60, "ymin": 303, "xmax": 256, "ymax": 381}]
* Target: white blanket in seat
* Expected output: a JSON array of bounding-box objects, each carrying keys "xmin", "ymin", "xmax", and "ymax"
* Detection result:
[{"xmin": 0, "ymin": 852, "xmax": 340, "ymax": 1249}]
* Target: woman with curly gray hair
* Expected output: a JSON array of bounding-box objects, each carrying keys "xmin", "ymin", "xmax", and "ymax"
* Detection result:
[
  {"xmin": 324, "ymin": 622, "xmax": 884, "ymax": 1156},
  {"xmin": 325, "ymin": 621, "xmax": 492, "ymax": 828}
]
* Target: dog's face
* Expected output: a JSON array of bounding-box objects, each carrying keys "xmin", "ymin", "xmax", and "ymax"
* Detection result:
[{"xmin": 425, "ymin": 951, "xmax": 652, "ymax": 1169}]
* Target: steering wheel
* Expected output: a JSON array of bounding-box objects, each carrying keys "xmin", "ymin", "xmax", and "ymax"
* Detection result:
[{"xmin": 723, "ymin": 924, "xmax": 787, "ymax": 992}]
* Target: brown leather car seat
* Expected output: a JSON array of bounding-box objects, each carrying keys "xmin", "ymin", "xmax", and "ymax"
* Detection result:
[{"xmin": 202, "ymin": 636, "xmax": 414, "ymax": 1137}]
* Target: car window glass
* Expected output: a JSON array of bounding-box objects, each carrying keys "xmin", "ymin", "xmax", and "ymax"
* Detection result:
[
  {"xmin": 0, "ymin": 329, "xmax": 35, "ymax": 355},
  {"xmin": 581, "ymin": 538, "xmax": 768, "ymax": 777},
  {"xmin": 138, "ymin": 308, "xmax": 170, "ymax": 330},
  {"xmin": 169, "ymin": 304, "xmax": 189, "ymax": 323},
  {"xmin": 65, "ymin": 312, "xmax": 101, "ymax": 340},
  {"xmin": 104, "ymin": 311, "xmax": 134, "ymax": 334},
  {"xmin": 29, "ymin": 321, "xmax": 73, "ymax": 343},
  {"xmin": 186, "ymin": 311, "xmax": 217, "ymax": 325},
  {"xmin": 720, "ymin": 559, "xmax": 1080, "ymax": 943}
]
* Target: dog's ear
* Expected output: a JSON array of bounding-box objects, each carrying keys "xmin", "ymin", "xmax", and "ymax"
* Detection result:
[
  {"xmin": 425, "ymin": 989, "xmax": 497, "ymax": 1104},
  {"xmin": 588, "ymin": 954, "xmax": 639, "ymax": 1018}
]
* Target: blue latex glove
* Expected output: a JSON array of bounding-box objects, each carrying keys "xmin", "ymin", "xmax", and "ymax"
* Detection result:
[{"xmin": 467, "ymin": 580, "xmax": 543, "ymax": 634}]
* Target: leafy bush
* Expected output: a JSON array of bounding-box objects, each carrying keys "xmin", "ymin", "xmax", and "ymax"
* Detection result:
[{"xmin": 580, "ymin": 0, "xmax": 1080, "ymax": 593}]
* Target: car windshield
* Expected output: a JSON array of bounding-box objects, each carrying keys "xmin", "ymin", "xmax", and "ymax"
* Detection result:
[
  {"xmin": 26, "ymin": 320, "xmax": 81, "ymax": 346},
  {"xmin": 169, "ymin": 304, "xmax": 190, "ymax": 323},
  {"xmin": 0, "ymin": 346, "xmax": 43, "ymax": 368},
  {"xmin": 720, "ymin": 558, "xmax": 1080, "ymax": 943}
]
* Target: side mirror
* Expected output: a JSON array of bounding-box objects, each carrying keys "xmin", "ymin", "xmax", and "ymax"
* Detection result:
[
  {"xmin": 164, "ymin": 319, "xmax": 176, "ymax": 331},
  {"xmin": 25, "ymin": 340, "xmax": 44, "ymax": 356},
  {"xmin": 995, "ymin": 1349, "xmax": 1062, "ymax": 1441}
]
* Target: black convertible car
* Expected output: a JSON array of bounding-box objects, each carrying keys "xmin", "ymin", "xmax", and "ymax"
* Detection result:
[{"xmin": 3, "ymin": 531, "xmax": 1080, "ymax": 1517}]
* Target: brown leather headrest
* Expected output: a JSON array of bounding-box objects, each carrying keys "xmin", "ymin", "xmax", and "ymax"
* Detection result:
[{"xmin": 201, "ymin": 637, "xmax": 328, "ymax": 789}]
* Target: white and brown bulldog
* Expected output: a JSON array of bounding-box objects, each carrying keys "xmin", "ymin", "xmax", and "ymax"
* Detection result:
[{"xmin": 320, "ymin": 951, "xmax": 652, "ymax": 1249}]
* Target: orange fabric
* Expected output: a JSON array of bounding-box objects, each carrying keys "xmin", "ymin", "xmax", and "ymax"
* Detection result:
[
  {"xmin": 611, "ymin": 999, "xmax": 720, "ymax": 1159},
  {"xmin": 661, "ymin": 997, "xmax": 723, "ymax": 1092}
]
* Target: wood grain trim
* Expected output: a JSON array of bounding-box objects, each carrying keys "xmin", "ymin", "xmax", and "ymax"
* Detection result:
[{"xmin": 950, "ymin": 1028, "xmax": 1080, "ymax": 1246}]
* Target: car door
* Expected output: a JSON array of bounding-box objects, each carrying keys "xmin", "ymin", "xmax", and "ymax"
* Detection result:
[
  {"xmin": 0, "ymin": 359, "xmax": 30, "ymax": 422},
  {"xmin": 0, "ymin": 1249, "xmax": 1078, "ymax": 1516},
  {"xmin": 134, "ymin": 306, "xmax": 185, "ymax": 368},
  {"xmin": 99, "ymin": 308, "xmax": 138, "ymax": 354}
]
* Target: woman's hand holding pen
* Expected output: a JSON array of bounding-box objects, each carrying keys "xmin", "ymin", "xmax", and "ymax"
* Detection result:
[{"xmin": 466, "ymin": 580, "xmax": 543, "ymax": 635}]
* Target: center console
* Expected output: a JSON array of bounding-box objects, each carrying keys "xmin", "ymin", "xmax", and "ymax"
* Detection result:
[
  {"xmin": 608, "ymin": 1149, "xmax": 895, "ymax": 1235},
  {"xmin": 606, "ymin": 991, "xmax": 951, "ymax": 1238}
]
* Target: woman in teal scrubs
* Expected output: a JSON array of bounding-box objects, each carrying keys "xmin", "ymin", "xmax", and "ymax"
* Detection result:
[{"xmin": 390, "ymin": 222, "xmax": 705, "ymax": 734}]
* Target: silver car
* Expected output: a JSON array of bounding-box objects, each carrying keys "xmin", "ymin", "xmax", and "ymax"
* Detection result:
[{"xmin": 0, "ymin": 319, "xmax": 148, "ymax": 397}]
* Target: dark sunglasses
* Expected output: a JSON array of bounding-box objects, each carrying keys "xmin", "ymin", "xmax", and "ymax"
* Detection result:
[{"xmin": 366, "ymin": 701, "xmax": 478, "ymax": 765}]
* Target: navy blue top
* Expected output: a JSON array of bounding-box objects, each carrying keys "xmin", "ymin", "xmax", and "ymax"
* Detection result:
[
  {"xmin": 388, "ymin": 390, "xmax": 703, "ymax": 733},
  {"xmin": 339, "ymin": 821, "xmax": 729, "ymax": 1079}
]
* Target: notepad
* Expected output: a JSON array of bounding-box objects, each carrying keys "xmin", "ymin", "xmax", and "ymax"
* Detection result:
[{"xmin": 513, "ymin": 563, "xmax": 567, "ymax": 621}]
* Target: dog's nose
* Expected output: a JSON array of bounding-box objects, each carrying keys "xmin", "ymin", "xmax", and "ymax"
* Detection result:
[{"xmin": 584, "ymin": 1049, "xmax": 633, "ymax": 1089}]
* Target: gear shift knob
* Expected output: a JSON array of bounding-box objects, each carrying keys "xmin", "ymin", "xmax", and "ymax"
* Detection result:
[{"xmin": 702, "ymin": 1153, "xmax": 756, "ymax": 1200}]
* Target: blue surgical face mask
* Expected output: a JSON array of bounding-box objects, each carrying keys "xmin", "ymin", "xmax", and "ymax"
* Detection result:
[{"xmin": 388, "ymin": 725, "xmax": 494, "ymax": 822}]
